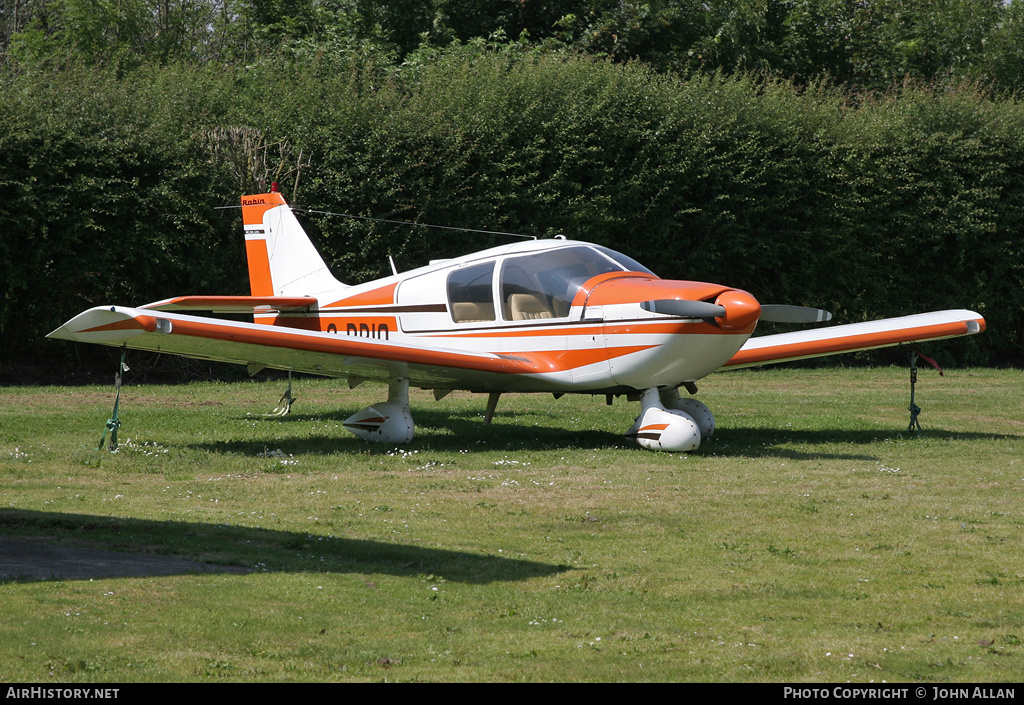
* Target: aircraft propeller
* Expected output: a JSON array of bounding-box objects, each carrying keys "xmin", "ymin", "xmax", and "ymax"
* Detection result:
[
  {"xmin": 642, "ymin": 299, "xmax": 832, "ymax": 325},
  {"xmin": 760, "ymin": 305, "xmax": 833, "ymax": 324},
  {"xmin": 640, "ymin": 300, "xmax": 726, "ymax": 318}
]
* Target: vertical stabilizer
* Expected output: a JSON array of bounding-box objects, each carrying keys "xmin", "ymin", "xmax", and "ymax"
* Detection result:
[{"xmin": 242, "ymin": 191, "xmax": 347, "ymax": 298}]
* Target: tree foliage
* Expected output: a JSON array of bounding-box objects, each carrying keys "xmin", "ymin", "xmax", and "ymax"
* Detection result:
[{"xmin": 5, "ymin": 1, "xmax": 1024, "ymax": 92}]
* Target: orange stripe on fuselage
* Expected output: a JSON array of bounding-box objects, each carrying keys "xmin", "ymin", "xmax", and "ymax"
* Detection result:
[
  {"xmin": 328, "ymin": 283, "xmax": 398, "ymax": 308},
  {"xmin": 246, "ymin": 316, "xmax": 653, "ymax": 369},
  {"xmin": 429, "ymin": 320, "xmax": 743, "ymax": 339},
  {"xmin": 256, "ymin": 315, "xmax": 400, "ymax": 337},
  {"xmin": 505, "ymin": 345, "xmax": 654, "ymax": 371}
]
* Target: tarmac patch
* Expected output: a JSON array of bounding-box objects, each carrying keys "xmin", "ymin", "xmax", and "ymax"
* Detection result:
[{"xmin": 0, "ymin": 537, "xmax": 250, "ymax": 581}]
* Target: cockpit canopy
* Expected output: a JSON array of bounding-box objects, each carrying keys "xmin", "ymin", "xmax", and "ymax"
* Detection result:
[{"xmin": 447, "ymin": 245, "xmax": 655, "ymax": 323}]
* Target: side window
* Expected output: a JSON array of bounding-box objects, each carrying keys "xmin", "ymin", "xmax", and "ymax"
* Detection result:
[
  {"xmin": 447, "ymin": 261, "xmax": 496, "ymax": 323},
  {"xmin": 500, "ymin": 262, "xmax": 554, "ymax": 321}
]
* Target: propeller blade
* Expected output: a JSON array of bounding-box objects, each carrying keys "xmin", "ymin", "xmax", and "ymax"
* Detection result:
[
  {"xmin": 642, "ymin": 300, "xmax": 727, "ymax": 318},
  {"xmin": 760, "ymin": 305, "xmax": 833, "ymax": 324}
]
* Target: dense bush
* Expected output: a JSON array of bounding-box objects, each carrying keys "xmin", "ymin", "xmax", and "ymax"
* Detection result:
[
  {"xmin": 2, "ymin": 53, "xmax": 1021, "ymax": 375},
  {"xmin": 0, "ymin": 66, "xmax": 242, "ymax": 364}
]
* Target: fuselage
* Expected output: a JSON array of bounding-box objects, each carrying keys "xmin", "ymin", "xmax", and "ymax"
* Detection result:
[{"xmin": 256, "ymin": 238, "xmax": 759, "ymax": 394}]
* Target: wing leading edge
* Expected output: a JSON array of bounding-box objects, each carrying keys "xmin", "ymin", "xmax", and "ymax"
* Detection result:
[{"xmin": 723, "ymin": 309, "xmax": 985, "ymax": 369}]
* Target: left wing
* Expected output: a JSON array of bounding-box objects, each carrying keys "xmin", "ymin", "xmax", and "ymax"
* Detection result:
[
  {"xmin": 723, "ymin": 309, "xmax": 985, "ymax": 369},
  {"xmin": 47, "ymin": 306, "xmax": 558, "ymax": 389}
]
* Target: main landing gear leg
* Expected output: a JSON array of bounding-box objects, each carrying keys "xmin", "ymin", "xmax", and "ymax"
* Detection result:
[
  {"xmin": 343, "ymin": 375, "xmax": 415, "ymax": 443},
  {"xmin": 625, "ymin": 387, "xmax": 704, "ymax": 452},
  {"xmin": 484, "ymin": 392, "xmax": 501, "ymax": 426}
]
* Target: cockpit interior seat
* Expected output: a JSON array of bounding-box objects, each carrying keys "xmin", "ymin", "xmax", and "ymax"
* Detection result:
[{"xmin": 508, "ymin": 293, "xmax": 554, "ymax": 320}]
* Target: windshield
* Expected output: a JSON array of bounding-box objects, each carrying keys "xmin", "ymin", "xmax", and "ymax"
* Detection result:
[
  {"xmin": 592, "ymin": 245, "xmax": 656, "ymax": 277},
  {"xmin": 499, "ymin": 245, "xmax": 653, "ymax": 320}
]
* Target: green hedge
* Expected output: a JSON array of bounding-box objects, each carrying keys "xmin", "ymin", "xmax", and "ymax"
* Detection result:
[
  {"xmin": 0, "ymin": 66, "xmax": 242, "ymax": 365},
  {"xmin": 3, "ymin": 54, "xmax": 1021, "ymax": 374}
]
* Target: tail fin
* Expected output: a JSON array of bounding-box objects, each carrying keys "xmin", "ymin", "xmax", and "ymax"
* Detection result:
[{"xmin": 242, "ymin": 191, "xmax": 347, "ymax": 298}]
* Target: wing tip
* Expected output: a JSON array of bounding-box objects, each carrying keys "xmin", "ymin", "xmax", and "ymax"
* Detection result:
[
  {"xmin": 46, "ymin": 306, "xmax": 166, "ymax": 344},
  {"xmin": 724, "ymin": 309, "xmax": 987, "ymax": 369}
]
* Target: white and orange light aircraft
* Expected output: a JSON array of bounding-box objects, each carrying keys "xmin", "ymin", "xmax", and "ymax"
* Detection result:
[{"xmin": 49, "ymin": 189, "xmax": 986, "ymax": 452}]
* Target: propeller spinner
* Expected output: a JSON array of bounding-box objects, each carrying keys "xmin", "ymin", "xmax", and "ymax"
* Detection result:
[{"xmin": 642, "ymin": 288, "xmax": 762, "ymax": 332}]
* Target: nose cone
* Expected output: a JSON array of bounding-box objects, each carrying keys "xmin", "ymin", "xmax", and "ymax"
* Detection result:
[{"xmin": 715, "ymin": 289, "xmax": 761, "ymax": 332}]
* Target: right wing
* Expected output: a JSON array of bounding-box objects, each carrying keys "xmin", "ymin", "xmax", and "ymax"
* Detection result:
[{"xmin": 722, "ymin": 309, "xmax": 985, "ymax": 369}]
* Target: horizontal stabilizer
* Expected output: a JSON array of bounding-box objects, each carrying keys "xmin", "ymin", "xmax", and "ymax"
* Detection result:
[
  {"xmin": 140, "ymin": 296, "xmax": 318, "ymax": 314},
  {"xmin": 723, "ymin": 309, "xmax": 985, "ymax": 369}
]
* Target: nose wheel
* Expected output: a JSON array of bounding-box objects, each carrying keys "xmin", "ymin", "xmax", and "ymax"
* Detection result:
[{"xmin": 626, "ymin": 387, "xmax": 715, "ymax": 452}]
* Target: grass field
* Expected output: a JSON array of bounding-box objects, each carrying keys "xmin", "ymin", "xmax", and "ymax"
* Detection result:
[{"xmin": 1, "ymin": 367, "xmax": 1021, "ymax": 682}]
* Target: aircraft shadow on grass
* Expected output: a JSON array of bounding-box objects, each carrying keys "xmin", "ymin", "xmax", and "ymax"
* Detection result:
[
  {"xmin": 691, "ymin": 426, "xmax": 1020, "ymax": 460},
  {"xmin": 198, "ymin": 406, "xmax": 1017, "ymax": 462},
  {"xmin": 206, "ymin": 406, "xmax": 623, "ymax": 454},
  {"xmin": 0, "ymin": 509, "xmax": 569, "ymax": 585}
]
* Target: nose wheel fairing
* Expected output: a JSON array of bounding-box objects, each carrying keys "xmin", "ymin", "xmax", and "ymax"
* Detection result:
[
  {"xmin": 659, "ymin": 387, "xmax": 715, "ymax": 439},
  {"xmin": 626, "ymin": 388, "xmax": 716, "ymax": 452}
]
